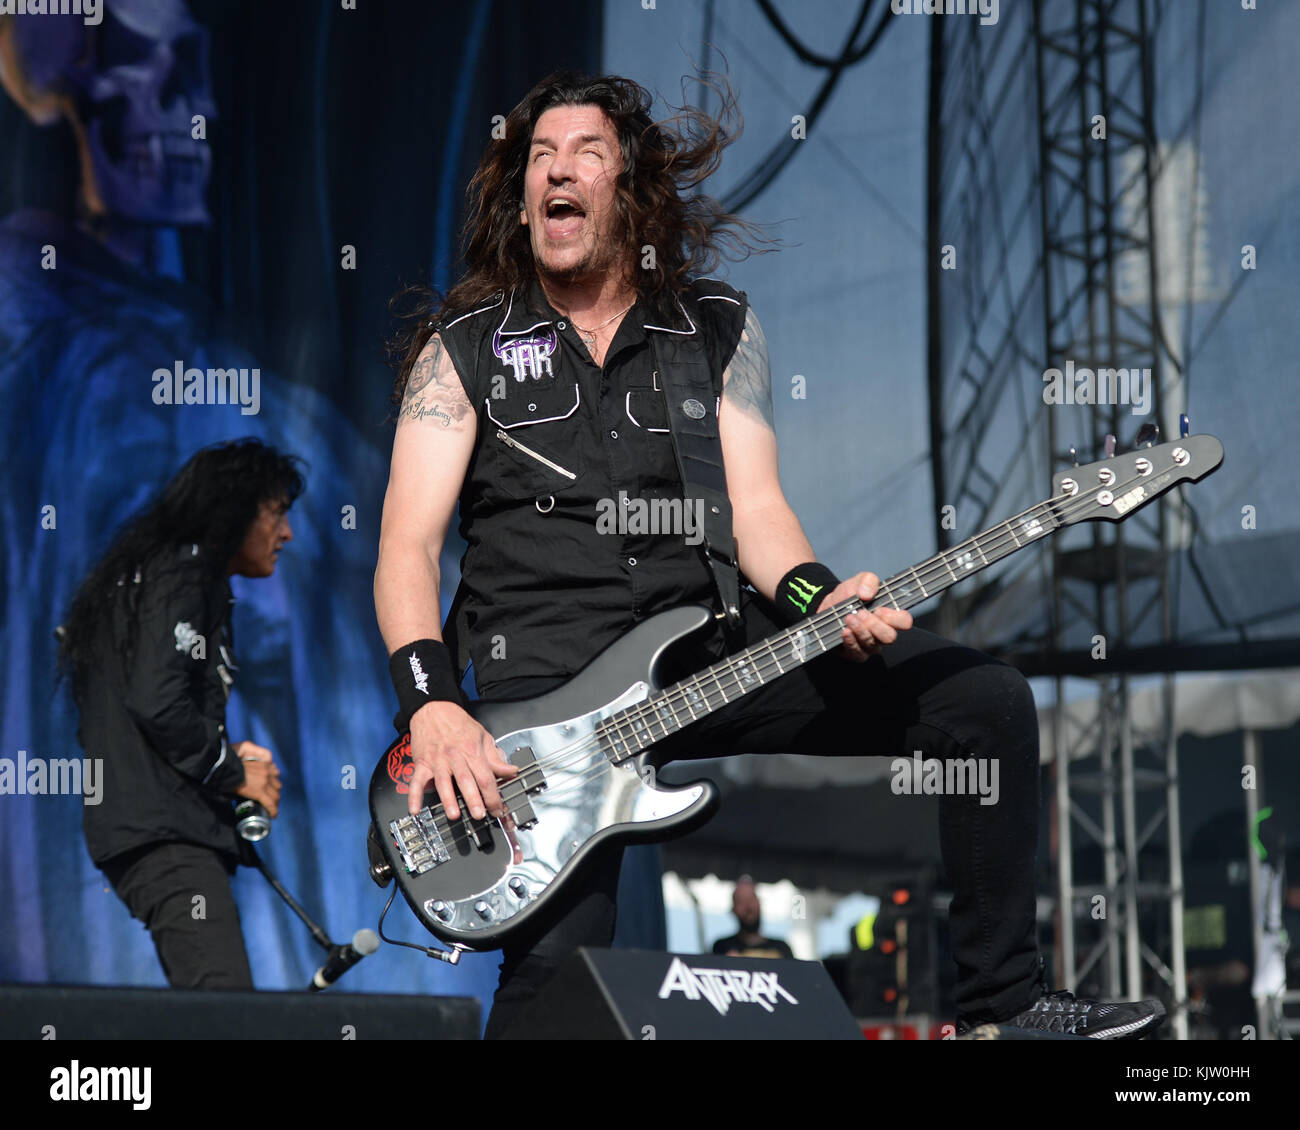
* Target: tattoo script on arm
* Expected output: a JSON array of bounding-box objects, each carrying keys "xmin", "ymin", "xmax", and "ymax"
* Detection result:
[{"xmin": 398, "ymin": 334, "xmax": 474, "ymax": 428}]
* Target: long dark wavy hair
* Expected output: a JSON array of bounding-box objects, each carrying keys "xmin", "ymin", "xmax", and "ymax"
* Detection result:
[
  {"xmin": 58, "ymin": 438, "xmax": 306, "ymax": 693},
  {"xmin": 387, "ymin": 70, "xmax": 767, "ymax": 405}
]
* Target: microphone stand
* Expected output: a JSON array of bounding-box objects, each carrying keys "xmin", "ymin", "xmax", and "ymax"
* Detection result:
[{"xmin": 240, "ymin": 841, "xmax": 333, "ymax": 956}]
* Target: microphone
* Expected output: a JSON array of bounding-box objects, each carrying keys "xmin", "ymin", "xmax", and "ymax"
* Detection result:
[{"xmin": 309, "ymin": 928, "xmax": 380, "ymax": 992}]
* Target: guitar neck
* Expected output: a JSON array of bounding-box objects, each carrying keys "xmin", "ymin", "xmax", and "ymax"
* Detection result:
[{"xmin": 597, "ymin": 497, "xmax": 1064, "ymax": 764}]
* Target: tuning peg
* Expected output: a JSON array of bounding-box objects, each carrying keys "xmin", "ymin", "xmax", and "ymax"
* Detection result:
[
  {"xmin": 1180, "ymin": 413, "xmax": 1190, "ymax": 438},
  {"xmin": 1104, "ymin": 434, "xmax": 1116, "ymax": 459},
  {"xmin": 1135, "ymin": 421, "xmax": 1159, "ymax": 448}
]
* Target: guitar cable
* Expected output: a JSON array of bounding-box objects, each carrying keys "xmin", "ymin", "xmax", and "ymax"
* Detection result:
[{"xmin": 377, "ymin": 885, "xmax": 464, "ymax": 964}]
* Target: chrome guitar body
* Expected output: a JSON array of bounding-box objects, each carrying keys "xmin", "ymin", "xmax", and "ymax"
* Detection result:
[{"xmin": 369, "ymin": 605, "xmax": 720, "ymax": 949}]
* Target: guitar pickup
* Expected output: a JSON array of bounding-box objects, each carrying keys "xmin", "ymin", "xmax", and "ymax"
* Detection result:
[
  {"xmin": 432, "ymin": 790, "xmax": 497, "ymax": 851},
  {"xmin": 506, "ymin": 745, "xmax": 546, "ymax": 830},
  {"xmin": 435, "ymin": 781, "xmax": 505, "ymax": 850},
  {"xmin": 466, "ymin": 815, "xmax": 495, "ymax": 850}
]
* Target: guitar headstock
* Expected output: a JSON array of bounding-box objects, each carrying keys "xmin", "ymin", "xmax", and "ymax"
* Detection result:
[{"xmin": 1051, "ymin": 432, "xmax": 1224, "ymax": 527}]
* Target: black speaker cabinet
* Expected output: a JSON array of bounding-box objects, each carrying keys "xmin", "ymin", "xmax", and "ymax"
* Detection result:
[
  {"xmin": 0, "ymin": 984, "xmax": 480, "ymax": 1040},
  {"xmin": 502, "ymin": 948, "xmax": 863, "ymax": 1039}
]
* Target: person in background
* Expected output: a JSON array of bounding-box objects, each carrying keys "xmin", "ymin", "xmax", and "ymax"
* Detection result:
[
  {"xmin": 712, "ymin": 876, "xmax": 794, "ymax": 959},
  {"xmin": 59, "ymin": 439, "xmax": 299, "ymax": 989}
]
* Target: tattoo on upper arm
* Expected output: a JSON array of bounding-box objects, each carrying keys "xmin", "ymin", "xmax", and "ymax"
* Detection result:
[
  {"xmin": 722, "ymin": 307, "xmax": 775, "ymax": 430},
  {"xmin": 398, "ymin": 335, "xmax": 474, "ymax": 428}
]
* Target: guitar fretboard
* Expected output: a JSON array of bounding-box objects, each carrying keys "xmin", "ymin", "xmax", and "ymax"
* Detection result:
[{"xmin": 595, "ymin": 497, "xmax": 1064, "ymax": 763}]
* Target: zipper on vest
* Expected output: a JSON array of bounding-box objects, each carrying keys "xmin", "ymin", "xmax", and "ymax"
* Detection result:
[{"xmin": 495, "ymin": 429, "xmax": 577, "ymax": 480}]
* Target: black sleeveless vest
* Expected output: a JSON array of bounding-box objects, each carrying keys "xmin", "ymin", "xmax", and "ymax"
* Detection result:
[{"xmin": 435, "ymin": 278, "xmax": 748, "ymax": 696}]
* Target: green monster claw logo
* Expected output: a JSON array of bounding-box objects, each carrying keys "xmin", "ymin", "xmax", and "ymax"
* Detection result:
[{"xmin": 786, "ymin": 576, "xmax": 824, "ymax": 615}]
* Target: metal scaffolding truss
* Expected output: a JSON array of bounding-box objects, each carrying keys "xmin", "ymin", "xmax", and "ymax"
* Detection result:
[{"xmin": 1030, "ymin": 0, "xmax": 1188, "ymax": 1038}]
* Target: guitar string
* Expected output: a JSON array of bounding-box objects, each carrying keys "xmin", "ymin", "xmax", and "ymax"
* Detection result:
[
  {"xmin": 553, "ymin": 475, "xmax": 1107, "ymax": 774},
  {"xmin": 399, "ymin": 462, "xmax": 1163, "ymax": 847},
  {"xmin": 610, "ymin": 460, "xmax": 1168, "ymax": 748},
  {"xmin": 621, "ymin": 498, "xmax": 1063, "ymax": 733},
  {"xmin": 401, "ymin": 472, "xmax": 1125, "ymax": 848},
  {"xmin": 477, "ymin": 459, "xmax": 1168, "ymax": 819},
  {"xmin": 397, "ymin": 460, "xmax": 1181, "ymax": 847}
]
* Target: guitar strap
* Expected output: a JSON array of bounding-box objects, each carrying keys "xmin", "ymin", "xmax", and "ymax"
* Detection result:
[{"xmin": 647, "ymin": 328, "xmax": 743, "ymax": 629}]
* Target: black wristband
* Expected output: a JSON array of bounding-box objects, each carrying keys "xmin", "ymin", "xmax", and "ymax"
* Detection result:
[
  {"xmin": 388, "ymin": 639, "xmax": 462, "ymax": 731},
  {"xmin": 774, "ymin": 562, "xmax": 841, "ymax": 625}
]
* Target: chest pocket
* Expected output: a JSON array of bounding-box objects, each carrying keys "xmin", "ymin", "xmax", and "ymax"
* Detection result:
[
  {"xmin": 483, "ymin": 376, "xmax": 587, "ymax": 502},
  {"xmin": 624, "ymin": 370, "xmax": 671, "ymax": 433}
]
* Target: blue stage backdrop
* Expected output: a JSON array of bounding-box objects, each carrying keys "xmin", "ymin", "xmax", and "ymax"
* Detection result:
[{"xmin": 0, "ymin": 0, "xmax": 616, "ymax": 1019}]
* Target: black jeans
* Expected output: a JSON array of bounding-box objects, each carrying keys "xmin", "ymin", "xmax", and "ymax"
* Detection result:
[
  {"xmin": 101, "ymin": 841, "xmax": 254, "ymax": 990},
  {"xmin": 478, "ymin": 590, "xmax": 1043, "ymax": 1038}
]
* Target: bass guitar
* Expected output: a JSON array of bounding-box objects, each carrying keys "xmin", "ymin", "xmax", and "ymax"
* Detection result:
[{"xmin": 368, "ymin": 431, "xmax": 1223, "ymax": 951}]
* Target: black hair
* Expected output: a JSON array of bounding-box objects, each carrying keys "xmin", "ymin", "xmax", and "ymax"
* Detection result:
[{"xmin": 58, "ymin": 437, "xmax": 305, "ymax": 691}]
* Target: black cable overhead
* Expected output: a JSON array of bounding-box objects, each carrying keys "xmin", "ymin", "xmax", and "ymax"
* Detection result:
[
  {"xmin": 755, "ymin": 0, "xmax": 888, "ymax": 69},
  {"xmin": 722, "ymin": 0, "xmax": 894, "ymax": 214}
]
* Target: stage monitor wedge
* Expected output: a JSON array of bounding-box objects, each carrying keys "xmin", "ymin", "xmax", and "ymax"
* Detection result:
[{"xmin": 501, "ymin": 947, "xmax": 863, "ymax": 1040}]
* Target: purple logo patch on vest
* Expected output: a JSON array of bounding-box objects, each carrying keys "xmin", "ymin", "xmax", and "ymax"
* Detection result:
[{"xmin": 493, "ymin": 325, "xmax": 557, "ymax": 382}]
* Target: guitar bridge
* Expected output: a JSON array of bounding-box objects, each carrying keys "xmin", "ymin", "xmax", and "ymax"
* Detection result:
[{"xmin": 389, "ymin": 810, "xmax": 450, "ymax": 875}]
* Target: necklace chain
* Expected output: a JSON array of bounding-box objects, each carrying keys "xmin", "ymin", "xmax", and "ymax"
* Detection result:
[{"xmin": 571, "ymin": 302, "xmax": 635, "ymax": 343}]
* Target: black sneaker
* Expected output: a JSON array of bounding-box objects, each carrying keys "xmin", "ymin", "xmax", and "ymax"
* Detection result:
[{"xmin": 987, "ymin": 990, "xmax": 1167, "ymax": 1039}]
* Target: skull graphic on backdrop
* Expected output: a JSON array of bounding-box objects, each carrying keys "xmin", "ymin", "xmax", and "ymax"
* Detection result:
[{"xmin": 7, "ymin": 0, "xmax": 215, "ymax": 225}]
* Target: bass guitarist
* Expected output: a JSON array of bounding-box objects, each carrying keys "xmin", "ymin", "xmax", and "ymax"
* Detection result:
[{"xmin": 374, "ymin": 71, "xmax": 1165, "ymax": 1040}]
